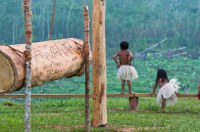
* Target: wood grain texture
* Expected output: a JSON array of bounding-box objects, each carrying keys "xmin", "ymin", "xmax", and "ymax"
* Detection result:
[
  {"xmin": 0, "ymin": 38, "xmax": 87, "ymax": 93},
  {"xmin": 92, "ymin": 0, "xmax": 107, "ymax": 127},
  {"xmin": 83, "ymin": 5, "xmax": 91, "ymax": 132}
]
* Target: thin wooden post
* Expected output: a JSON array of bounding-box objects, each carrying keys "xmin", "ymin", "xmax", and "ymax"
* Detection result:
[
  {"xmin": 197, "ymin": 80, "xmax": 200, "ymax": 100},
  {"xmin": 49, "ymin": 0, "xmax": 56, "ymax": 40},
  {"xmin": 23, "ymin": 0, "xmax": 32, "ymax": 131},
  {"xmin": 92, "ymin": 0, "xmax": 107, "ymax": 127},
  {"xmin": 129, "ymin": 97, "xmax": 139, "ymax": 111},
  {"xmin": 83, "ymin": 5, "xmax": 90, "ymax": 132}
]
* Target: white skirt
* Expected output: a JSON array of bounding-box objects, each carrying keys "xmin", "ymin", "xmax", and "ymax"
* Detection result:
[
  {"xmin": 117, "ymin": 65, "xmax": 138, "ymax": 81},
  {"xmin": 157, "ymin": 78, "xmax": 180, "ymax": 106}
]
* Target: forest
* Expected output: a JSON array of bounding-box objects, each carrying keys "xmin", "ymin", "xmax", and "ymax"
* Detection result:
[{"xmin": 0, "ymin": 0, "xmax": 200, "ymax": 57}]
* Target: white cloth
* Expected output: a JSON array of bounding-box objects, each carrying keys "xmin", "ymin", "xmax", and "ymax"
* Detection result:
[
  {"xmin": 117, "ymin": 65, "xmax": 138, "ymax": 81},
  {"xmin": 157, "ymin": 78, "xmax": 181, "ymax": 106}
]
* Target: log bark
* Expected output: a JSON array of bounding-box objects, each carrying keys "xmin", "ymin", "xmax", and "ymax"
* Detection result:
[
  {"xmin": 92, "ymin": 0, "xmax": 107, "ymax": 127},
  {"xmin": 0, "ymin": 38, "xmax": 87, "ymax": 93}
]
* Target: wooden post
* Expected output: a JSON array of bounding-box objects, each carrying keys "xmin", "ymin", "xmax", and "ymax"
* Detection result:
[
  {"xmin": 49, "ymin": 0, "xmax": 56, "ymax": 40},
  {"xmin": 129, "ymin": 97, "xmax": 139, "ymax": 111},
  {"xmin": 92, "ymin": 0, "xmax": 107, "ymax": 127},
  {"xmin": 83, "ymin": 6, "xmax": 90, "ymax": 132},
  {"xmin": 23, "ymin": 0, "xmax": 32, "ymax": 131},
  {"xmin": 197, "ymin": 80, "xmax": 200, "ymax": 100}
]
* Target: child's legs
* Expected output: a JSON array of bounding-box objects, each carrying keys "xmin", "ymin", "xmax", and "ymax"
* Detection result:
[
  {"xmin": 121, "ymin": 80, "xmax": 125, "ymax": 93},
  {"xmin": 162, "ymin": 95, "xmax": 166, "ymax": 112},
  {"xmin": 127, "ymin": 80, "xmax": 132, "ymax": 93}
]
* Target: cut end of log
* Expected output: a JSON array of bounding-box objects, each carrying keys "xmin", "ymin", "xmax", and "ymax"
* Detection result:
[{"xmin": 0, "ymin": 53, "xmax": 15, "ymax": 93}]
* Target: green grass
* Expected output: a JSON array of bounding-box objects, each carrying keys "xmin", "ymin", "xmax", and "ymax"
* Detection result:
[
  {"xmin": 1, "ymin": 57, "xmax": 200, "ymax": 131},
  {"xmin": 0, "ymin": 98, "xmax": 200, "ymax": 132}
]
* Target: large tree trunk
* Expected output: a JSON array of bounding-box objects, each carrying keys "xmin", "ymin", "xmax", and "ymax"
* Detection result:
[
  {"xmin": 92, "ymin": 0, "xmax": 107, "ymax": 127},
  {"xmin": 0, "ymin": 38, "xmax": 86, "ymax": 93}
]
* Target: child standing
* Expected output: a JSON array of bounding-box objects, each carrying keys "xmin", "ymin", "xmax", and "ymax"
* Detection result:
[
  {"xmin": 152, "ymin": 69, "xmax": 180, "ymax": 113},
  {"xmin": 113, "ymin": 41, "xmax": 138, "ymax": 94}
]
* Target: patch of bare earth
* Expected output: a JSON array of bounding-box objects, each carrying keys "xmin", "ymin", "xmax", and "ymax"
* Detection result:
[
  {"xmin": 109, "ymin": 127, "xmax": 164, "ymax": 132},
  {"xmin": 41, "ymin": 125, "xmax": 84, "ymax": 130},
  {"xmin": 103, "ymin": 124, "xmax": 165, "ymax": 132},
  {"xmin": 41, "ymin": 124, "xmax": 164, "ymax": 131}
]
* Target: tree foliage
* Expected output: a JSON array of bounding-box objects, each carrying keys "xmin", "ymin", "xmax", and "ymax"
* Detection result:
[{"xmin": 0, "ymin": 0, "xmax": 199, "ymax": 55}]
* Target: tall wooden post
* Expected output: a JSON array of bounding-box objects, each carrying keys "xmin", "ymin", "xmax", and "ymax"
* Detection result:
[
  {"xmin": 92, "ymin": 0, "xmax": 107, "ymax": 127},
  {"xmin": 23, "ymin": 0, "xmax": 32, "ymax": 131},
  {"xmin": 197, "ymin": 80, "xmax": 200, "ymax": 100},
  {"xmin": 49, "ymin": 0, "xmax": 56, "ymax": 40},
  {"xmin": 83, "ymin": 6, "xmax": 90, "ymax": 132}
]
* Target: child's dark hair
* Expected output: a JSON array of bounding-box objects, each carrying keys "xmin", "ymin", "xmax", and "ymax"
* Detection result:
[
  {"xmin": 120, "ymin": 41, "xmax": 129, "ymax": 50},
  {"xmin": 156, "ymin": 69, "xmax": 169, "ymax": 83}
]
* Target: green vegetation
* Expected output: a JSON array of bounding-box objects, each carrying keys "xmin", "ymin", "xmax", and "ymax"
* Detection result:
[
  {"xmin": 0, "ymin": 98, "xmax": 199, "ymax": 131},
  {"xmin": 1, "ymin": 0, "xmax": 199, "ymax": 94},
  {"xmin": 0, "ymin": 0, "xmax": 200, "ymax": 55}
]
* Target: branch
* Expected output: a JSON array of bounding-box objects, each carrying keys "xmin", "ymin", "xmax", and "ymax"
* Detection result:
[{"xmin": 137, "ymin": 38, "xmax": 168, "ymax": 55}]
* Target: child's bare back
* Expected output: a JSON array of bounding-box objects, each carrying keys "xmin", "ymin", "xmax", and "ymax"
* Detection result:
[
  {"xmin": 113, "ymin": 41, "xmax": 138, "ymax": 94},
  {"xmin": 118, "ymin": 50, "xmax": 132, "ymax": 65}
]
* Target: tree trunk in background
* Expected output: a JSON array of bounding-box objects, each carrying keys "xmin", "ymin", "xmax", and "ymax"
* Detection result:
[
  {"xmin": 23, "ymin": 0, "xmax": 32, "ymax": 131},
  {"xmin": 92, "ymin": 0, "xmax": 107, "ymax": 127}
]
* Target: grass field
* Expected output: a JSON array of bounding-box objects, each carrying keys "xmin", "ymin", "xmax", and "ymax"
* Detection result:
[
  {"xmin": 0, "ymin": 97, "xmax": 200, "ymax": 132},
  {"xmin": 1, "ymin": 57, "xmax": 200, "ymax": 131}
]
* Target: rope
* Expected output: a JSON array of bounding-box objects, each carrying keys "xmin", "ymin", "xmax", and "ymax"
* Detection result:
[
  {"xmin": 49, "ymin": 0, "xmax": 56, "ymax": 40},
  {"xmin": 0, "ymin": 44, "xmax": 24, "ymax": 58},
  {"xmin": 0, "ymin": 44, "xmax": 23, "ymax": 54}
]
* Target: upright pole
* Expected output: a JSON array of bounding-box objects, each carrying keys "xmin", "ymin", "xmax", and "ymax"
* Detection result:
[
  {"xmin": 92, "ymin": 0, "xmax": 107, "ymax": 127},
  {"xmin": 23, "ymin": 0, "xmax": 32, "ymax": 131},
  {"xmin": 198, "ymin": 81, "xmax": 200, "ymax": 99},
  {"xmin": 49, "ymin": 0, "xmax": 56, "ymax": 40},
  {"xmin": 83, "ymin": 6, "xmax": 90, "ymax": 132}
]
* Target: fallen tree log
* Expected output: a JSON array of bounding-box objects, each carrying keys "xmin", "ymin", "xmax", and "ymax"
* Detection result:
[{"xmin": 0, "ymin": 38, "xmax": 89, "ymax": 93}]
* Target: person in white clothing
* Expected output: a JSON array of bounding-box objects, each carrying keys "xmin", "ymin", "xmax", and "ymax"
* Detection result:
[
  {"xmin": 113, "ymin": 41, "xmax": 138, "ymax": 94},
  {"xmin": 152, "ymin": 69, "xmax": 180, "ymax": 113}
]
